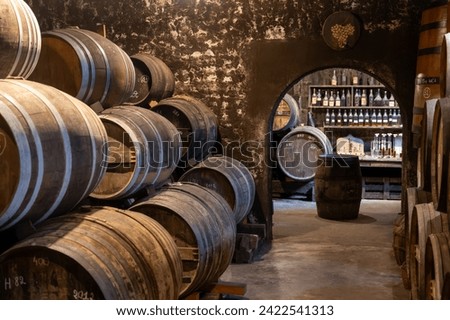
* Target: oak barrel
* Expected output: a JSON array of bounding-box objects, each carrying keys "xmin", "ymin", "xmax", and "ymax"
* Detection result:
[
  {"xmin": 152, "ymin": 95, "xmax": 218, "ymax": 167},
  {"xmin": 409, "ymin": 202, "xmax": 448, "ymax": 299},
  {"xmin": 0, "ymin": 79, "xmax": 108, "ymax": 231},
  {"xmin": 126, "ymin": 53, "xmax": 175, "ymax": 106},
  {"xmin": 130, "ymin": 182, "xmax": 236, "ymax": 297},
  {"xmin": 412, "ymin": 4, "xmax": 447, "ymax": 138},
  {"xmin": 179, "ymin": 155, "xmax": 255, "ymax": 223},
  {"xmin": 314, "ymin": 154, "xmax": 362, "ymax": 220},
  {"xmin": 425, "ymin": 232, "xmax": 450, "ymax": 299},
  {"xmin": 277, "ymin": 126, "xmax": 333, "ymax": 181},
  {"xmin": 28, "ymin": 28, "xmax": 135, "ymax": 108},
  {"xmin": 404, "ymin": 187, "xmax": 433, "ymax": 289},
  {"xmin": 0, "ymin": 0, "xmax": 41, "ymax": 78},
  {"xmin": 90, "ymin": 106, "xmax": 181, "ymax": 200},
  {"xmin": 0, "ymin": 206, "xmax": 183, "ymax": 299},
  {"xmin": 418, "ymin": 99, "xmax": 438, "ymax": 192},
  {"xmin": 430, "ymin": 97, "xmax": 450, "ymax": 213},
  {"xmin": 272, "ymin": 93, "xmax": 300, "ymax": 133}
]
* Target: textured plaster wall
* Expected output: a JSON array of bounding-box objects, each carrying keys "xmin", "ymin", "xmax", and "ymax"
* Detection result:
[{"xmin": 26, "ymin": 0, "xmax": 437, "ymax": 243}]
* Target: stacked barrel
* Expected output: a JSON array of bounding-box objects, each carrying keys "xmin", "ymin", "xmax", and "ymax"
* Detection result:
[
  {"xmin": 396, "ymin": 2, "xmax": 450, "ymax": 300},
  {"xmin": 0, "ymin": 0, "xmax": 257, "ymax": 299}
]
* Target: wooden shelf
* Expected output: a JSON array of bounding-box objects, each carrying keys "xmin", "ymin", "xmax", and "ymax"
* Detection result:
[{"xmin": 323, "ymin": 125, "xmax": 403, "ymax": 129}]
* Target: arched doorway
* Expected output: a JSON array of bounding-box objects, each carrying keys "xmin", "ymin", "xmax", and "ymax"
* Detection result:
[{"xmin": 270, "ymin": 67, "xmax": 404, "ymax": 202}]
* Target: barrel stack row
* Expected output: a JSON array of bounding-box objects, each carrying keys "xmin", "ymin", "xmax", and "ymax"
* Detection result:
[
  {"xmin": 0, "ymin": 0, "xmax": 257, "ymax": 299},
  {"xmin": 394, "ymin": 3, "xmax": 450, "ymax": 300}
]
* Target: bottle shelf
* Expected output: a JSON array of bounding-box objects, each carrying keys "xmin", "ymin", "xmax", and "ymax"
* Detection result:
[
  {"xmin": 323, "ymin": 125, "xmax": 403, "ymax": 129},
  {"xmin": 310, "ymin": 106, "xmax": 400, "ymax": 109}
]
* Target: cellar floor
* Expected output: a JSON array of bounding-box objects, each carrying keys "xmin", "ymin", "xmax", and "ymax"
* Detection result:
[{"xmin": 221, "ymin": 199, "xmax": 409, "ymax": 300}]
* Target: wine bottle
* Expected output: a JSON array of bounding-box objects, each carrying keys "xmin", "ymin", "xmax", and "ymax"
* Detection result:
[
  {"xmin": 377, "ymin": 109, "xmax": 383, "ymax": 126},
  {"xmin": 323, "ymin": 90, "xmax": 329, "ymax": 107},
  {"xmin": 316, "ymin": 90, "xmax": 322, "ymax": 106},
  {"xmin": 325, "ymin": 108, "xmax": 330, "ymax": 126},
  {"xmin": 352, "ymin": 71, "xmax": 358, "ymax": 85},
  {"xmin": 354, "ymin": 89, "xmax": 360, "ymax": 107},
  {"xmin": 374, "ymin": 89, "xmax": 382, "ymax": 106},
  {"xmin": 371, "ymin": 109, "xmax": 377, "ymax": 126},
  {"xmin": 382, "ymin": 90, "xmax": 389, "ymax": 106},
  {"xmin": 388, "ymin": 92, "xmax": 395, "ymax": 107},
  {"xmin": 335, "ymin": 91, "xmax": 341, "ymax": 107},
  {"xmin": 311, "ymin": 88, "xmax": 317, "ymax": 106},
  {"xmin": 340, "ymin": 90, "xmax": 346, "ymax": 106},
  {"xmin": 330, "ymin": 109, "xmax": 336, "ymax": 125},
  {"xmin": 341, "ymin": 69, "xmax": 347, "ymax": 85},
  {"xmin": 329, "ymin": 90, "xmax": 335, "ymax": 107},
  {"xmin": 337, "ymin": 109, "xmax": 342, "ymax": 126},
  {"xmin": 348, "ymin": 109, "xmax": 354, "ymax": 125},
  {"xmin": 383, "ymin": 109, "xmax": 389, "ymax": 126},
  {"xmin": 331, "ymin": 70, "xmax": 337, "ymax": 86},
  {"xmin": 358, "ymin": 109, "xmax": 364, "ymax": 126},
  {"xmin": 368, "ymin": 89, "xmax": 374, "ymax": 106},
  {"xmin": 364, "ymin": 109, "xmax": 370, "ymax": 126},
  {"xmin": 361, "ymin": 89, "xmax": 367, "ymax": 106},
  {"xmin": 346, "ymin": 89, "xmax": 352, "ymax": 107},
  {"xmin": 342, "ymin": 109, "xmax": 348, "ymax": 126}
]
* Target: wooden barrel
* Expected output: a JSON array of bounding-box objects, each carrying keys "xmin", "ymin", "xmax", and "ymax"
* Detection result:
[
  {"xmin": 409, "ymin": 202, "xmax": 448, "ymax": 299},
  {"xmin": 412, "ymin": 4, "xmax": 447, "ymax": 138},
  {"xmin": 418, "ymin": 99, "xmax": 438, "ymax": 192},
  {"xmin": 425, "ymin": 232, "xmax": 450, "ymax": 300},
  {"xmin": 314, "ymin": 154, "xmax": 362, "ymax": 220},
  {"xmin": 90, "ymin": 106, "xmax": 181, "ymax": 200},
  {"xmin": 272, "ymin": 93, "xmax": 300, "ymax": 133},
  {"xmin": 0, "ymin": 0, "xmax": 41, "ymax": 78},
  {"xmin": 152, "ymin": 95, "xmax": 218, "ymax": 167},
  {"xmin": 0, "ymin": 206, "xmax": 182, "ymax": 299},
  {"xmin": 179, "ymin": 155, "xmax": 255, "ymax": 223},
  {"xmin": 393, "ymin": 213, "xmax": 407, "ymax": 266},
  {"xmin": 276, "ymin": 126, "xmax": 333, "ymax": 181},
  {"xmin": 28, "ymin": 28, "xmax": 135, "ymax": 109},
  {"xmin": 431, "ymin": 97, "xmax": 450, "ymax": 213},
  {"xmin": 126, "ymin": 53, "xmax": 175, "ymax": 106},
  {"xmin": 404, "ymin": 187, "xmax": 433, "ymax": 289},
  {"xmin": 130, "ymin": 182, "xmax": 236, "ymax": 297},
  {"xmin": 0, "ymin": 79, "xmax": 108, "ymax": 231}
]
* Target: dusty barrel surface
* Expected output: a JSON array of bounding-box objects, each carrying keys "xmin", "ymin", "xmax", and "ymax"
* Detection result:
[
  {"xmin": 0, "ymin": 79, "xmax": 108, "ymax": 230},
  {"xmin": 277, "ymin": 126, "xmax": 333, "ymax": 181},
  {"xmin": 412, "ymin": 3, "xmax": 447, "ymax": 138},
  {"xmin": 425, "ymin": 231, "xmax": 450, "ymax": 300},
  {"xmin": 0, "ymin": 206, "xmax": 183, "ymax": 299},
  {"xmin": 126, "ymin": 53, "xmax": 175, "ymax": 106},
  {"xmin": 0, "ymin": 0, "xmax": 41, "ymax": 78},
  {"xmin": 431, "ymin": 97, "xmax": 450, "ymax": 213},
  {"xmin": 152, "ymin": 95, "xmax": 218, "ymax": 167},
  {"xmin": 272, "ymin": 93, "xmax": 300, "ymax": 133},
  {"xmin": 409, "ymin": 202, "xmax": 448, "ymax": 299},
  {"xmin": 90, "ymin": 106, "xmax": 181, "ymax": 200},
  {"xmin": 418, "ymin": 99, "xmax": 438, "ymax": 192},
  {"xmin": 314, "ymin": 154, "xmax": 362, "ymax": 220},
  {"xmin": 180, "ymin": 155, "xmax": 255, "ymax": 223},
  {"xmin": 28, "ymin": 28, "xmax": 135, "ymax": 109},
  {"xmin": 130, "ymin": 182, "xmax": 236, "ymax": 298}
]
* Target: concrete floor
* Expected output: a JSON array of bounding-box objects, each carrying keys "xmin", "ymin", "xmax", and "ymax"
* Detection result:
[{"xmin": 221, "ymin": 199, "xmax": 410, "ymax": 300}]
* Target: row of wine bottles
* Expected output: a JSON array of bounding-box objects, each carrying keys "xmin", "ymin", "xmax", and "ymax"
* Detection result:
[
  {"xmin": 311, "ymin": 88, "xmax": 397, "ymax": 108},
  {"xmin": 329, "ymin": 69, "xmax": 382, "ymax": 86},
  {"xmin": 324, "ymin": 108, "xmax": 402, "ymax": 127}
]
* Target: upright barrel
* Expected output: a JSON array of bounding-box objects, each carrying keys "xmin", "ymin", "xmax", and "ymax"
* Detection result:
[
  {"xmin": 130, "ymin": 182, "xmax": 236, "ymax": 297},
  {"xmin": 0, "ymin": 79, "xmax": 108, "ymax": 230},
  {"xmin": 90, "ymin": 106, "xmax": 181, "ymax": 200},
  {"xmin": 0, "ymin": 207, "xmax": 183, "ymax": 299},
  {"xmin": 314, "ymin": 154, "xmax": 362, "ymax": 220},
  {"xmin": 412, "ymin": 3, "xmax": 447, "ymax": 140},
  {"xmin": 0, "ymin": 0, "xmax": 41, "ymax": 78},
  {"xmin": 272, "ymin": 93, "xmax": 300, "ymax": 133},
  {"xmin": 180, "ymin": 155, "xmax": 255, "ymax": 223},
  {"xmin": 430, "ymin": 97, "xmax": 450, "ymax": 213},
  {"xmin": 152, "ymin": 95, "xmax": 218, "ymax": 167},
  {"xmin": 28, "ymin": 28, "xmax": 135, "ymax": 108},
  {"xmin": 126, "ymin": 53, "xmax": 175, "ymax": 106},
  {"xmin": 276, "ymin": 126, "xmax": 333, "ymax": 181}
]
